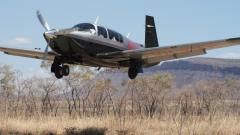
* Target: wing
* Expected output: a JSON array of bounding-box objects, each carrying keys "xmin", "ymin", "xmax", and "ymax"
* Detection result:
[
  {"xmin": 97, "ymin": 37, "xmax": 240, "ymax": 64},
  {"xmin": 0, "ymin": 47, "xmax": 58, "ymax": 60}
]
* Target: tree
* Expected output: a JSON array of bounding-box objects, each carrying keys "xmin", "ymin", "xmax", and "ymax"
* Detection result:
[
  {"xmin": 62, "ymin": 66, "xmax": 95, "ymax": 117},
  {"xmin": 0, "ymin": 65, "xmax": 16, "ymax": 117},
  {"xmin": 127, "ymin": 72, "xmax": 172, "ymax": 118}
]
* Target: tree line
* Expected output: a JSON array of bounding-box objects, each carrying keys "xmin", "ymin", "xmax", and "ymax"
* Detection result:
[{"xmin": 1, "ymin": 65, "xmax": 240, "ymax": 120}]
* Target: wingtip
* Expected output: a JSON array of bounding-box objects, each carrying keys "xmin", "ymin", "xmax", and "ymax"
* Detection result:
[{"xmin": 226, "ymin": 37, "xmax": 240, "ymax": 41}]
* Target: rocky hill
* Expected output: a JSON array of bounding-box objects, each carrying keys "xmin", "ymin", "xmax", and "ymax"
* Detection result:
[{"xmin": 98, "ymin": 57, "xmax": 240, "ymax": 88}]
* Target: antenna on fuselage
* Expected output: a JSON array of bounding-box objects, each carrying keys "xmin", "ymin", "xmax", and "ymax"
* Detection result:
[
  {"xmin": 94, "ymin": 16, "xmax": 100, "ymax": 25},
  {"xmin": 126, "ymin": 32, "xmax": 131, "ymax": 38}
]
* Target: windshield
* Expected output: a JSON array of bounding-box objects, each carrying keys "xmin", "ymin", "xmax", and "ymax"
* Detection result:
[{"xmin": 73, "ymin": 23, "xmax": 95, "ymax": 32}]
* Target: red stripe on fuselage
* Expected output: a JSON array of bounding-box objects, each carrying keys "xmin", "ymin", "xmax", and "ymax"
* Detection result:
[{"xmin": 127, "ymin": 40, "xmax": 140, "ymax": 50}]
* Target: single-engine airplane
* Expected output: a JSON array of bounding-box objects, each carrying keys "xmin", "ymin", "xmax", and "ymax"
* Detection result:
[{"xmin": 1, "ymin": 11, "xmax": 240, "ymax": 79}]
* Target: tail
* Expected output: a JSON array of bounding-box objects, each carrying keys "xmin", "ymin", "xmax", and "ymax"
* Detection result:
[{"xmin": 145, "ymin": 15, "xmax": 159, "ymax": 48}]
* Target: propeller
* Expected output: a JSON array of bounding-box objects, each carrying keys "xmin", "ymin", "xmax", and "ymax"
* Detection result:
[
  {"xmin": 36, "ymin": 10, "xmax": 52, "ymax": 67},
  {"xmin": 36, "ymin": 10, "xmax": 76, "ymax": 67},
  {"xmin": 37, "ymin": 10, "xmax": 50, "ymax": 31},
  {"xmin": 40, "ymin": 42, "xmax": 50, "ymax": 67}
]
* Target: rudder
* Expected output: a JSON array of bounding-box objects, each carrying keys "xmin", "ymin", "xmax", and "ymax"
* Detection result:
[{"xmin": 145, "ymin": 15, "xmax": 159, "ymax": 48}]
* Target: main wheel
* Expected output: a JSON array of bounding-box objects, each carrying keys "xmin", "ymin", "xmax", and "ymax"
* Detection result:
[
  {"xmin": 128, "ymin": 67, "xmax": 138, "ymax": 79},
  {"xmin": 62, "ymin": 65, "xmax": 70, "ymax": 76},
  {"xmin": 51, "ymin": 60, "xmax": 61, "ymax": 73},
  {"xmin": 54, "ymin": 67, "xmax": 63, "ymax": 79},
  {"xmin": 51, "ymin": 63, "xmax": 58, "ymax": 73}
]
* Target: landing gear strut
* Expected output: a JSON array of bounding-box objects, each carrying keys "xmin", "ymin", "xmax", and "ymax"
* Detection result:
[{"xmin": 51, "ymin": 58, "xmax": 70, "ymax": 79}]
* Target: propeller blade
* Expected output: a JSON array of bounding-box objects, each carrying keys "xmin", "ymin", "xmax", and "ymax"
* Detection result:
[
  {"xmin": 40, "ymin": 42, "xmax": 50, "ymax": 67},
  {"xmin": 37, "ymin": 10, "xmax": 50, "ymax": 31}
]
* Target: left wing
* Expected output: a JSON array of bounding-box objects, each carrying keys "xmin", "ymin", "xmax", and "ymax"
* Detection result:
[
  {"xmin": 0, "ymin": 47, "xmax": 57, "ymax": 60},
  {"xmin": 97, "ymin": 37, "xmax": 240, "ymax": 64}
]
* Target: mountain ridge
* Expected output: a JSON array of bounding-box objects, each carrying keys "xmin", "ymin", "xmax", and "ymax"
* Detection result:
[{"xmin": 98, "ymin": 57, "xmax": 240, "ymax": 88}]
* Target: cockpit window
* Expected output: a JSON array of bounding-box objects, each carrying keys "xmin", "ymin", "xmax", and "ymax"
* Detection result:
[
  {"xmin": 97, "ymin": 26, "xmax": 107, "ymax": 38},
  {"xmin": 73, "ymin": 23, "xmax": 95, "ymax": 32},
  {"xmin": 108, "ymin": 29, "xmax": 123, "ymax": 43}
]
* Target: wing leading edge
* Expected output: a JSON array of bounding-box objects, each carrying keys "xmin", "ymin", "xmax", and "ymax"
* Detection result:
[
  {"xmin": 0, "ymin": 47, "xmax": 57, "ymax": 60},
  {"xmin": 97, "ymin": 37, "xmax": 240, "ymax": 64}
]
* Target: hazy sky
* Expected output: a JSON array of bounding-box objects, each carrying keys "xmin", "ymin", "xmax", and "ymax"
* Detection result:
[{"xmin": 0, "ymin": 0, "xmax": 240, "ymax": 75}]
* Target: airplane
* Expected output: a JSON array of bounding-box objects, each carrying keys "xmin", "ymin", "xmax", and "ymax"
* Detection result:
[{"xmin": 1, "ymin": 11, "xmax": 240, "ymax": 79}]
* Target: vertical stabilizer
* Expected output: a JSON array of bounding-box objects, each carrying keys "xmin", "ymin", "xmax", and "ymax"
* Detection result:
[{"xmin": 145, "ymin": 15, "xmax": 159, "ymax": 48}]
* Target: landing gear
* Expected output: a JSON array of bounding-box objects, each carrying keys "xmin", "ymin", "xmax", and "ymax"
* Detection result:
[
  {"xmin": 62, "ymin": 65, "xmax": 70, "ymax": 76},
  {"xmin": 128, "ymin": 66, "xmax": 138, "ymax": 79},
  {"xmin": 128, "ymin": 60, "xmax": 142, "ymax": 80},
  {"xmin": 54, "ymin": 66, "xmax": 63, "ymax": 79},
  {"xmin": 52, "ymin": 64, "xmax": 70, "ymax": 79},
  {"xmin": 51, "ymin": 58, "xmax": 70, "ymax": 79}
]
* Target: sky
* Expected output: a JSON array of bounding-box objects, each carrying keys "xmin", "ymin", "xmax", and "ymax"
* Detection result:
[{"xmin": 0, "ymin": 0, "xmax": 240, "ymax": 75}]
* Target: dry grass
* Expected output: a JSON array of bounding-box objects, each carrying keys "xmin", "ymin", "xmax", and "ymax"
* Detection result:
[{"xmin": 1, "ymin": 115, "xmax": 240, "ymax": 135}]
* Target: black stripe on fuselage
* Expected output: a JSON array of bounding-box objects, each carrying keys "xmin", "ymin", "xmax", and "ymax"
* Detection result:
[
  {"xmin": 51, "ymin": 35, "xmax": 125, "ymax": 56},
  {"xmin": 72, "ymin": 37, "xmax": 123, "ymax": 56}
]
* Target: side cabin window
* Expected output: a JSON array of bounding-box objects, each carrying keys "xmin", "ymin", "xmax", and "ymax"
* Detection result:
[
  {"xmin": 73, "ymin": 23, "xmax": 95, "ymax": 33},
  {"xmin": 119, "ymin": 33, "xmax": 123, "ymax": 43},
  {"xmin": 107, "ymin": 29, "xmax": 123, "ymax": 43},
  {"xmin": 97, "ymin": 26, "xmax": 107, "ymax": 38}
]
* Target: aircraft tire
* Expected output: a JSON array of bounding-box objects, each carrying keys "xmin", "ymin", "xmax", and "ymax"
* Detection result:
[
  {"xmin": 62, "ymin": 65, "xmax": 70, "ymax": 76},
  {"xmin": 128, "ymin": 67, "xmax": 138, "ymax": 79},
  {"xmin": 51, "ymin": 64, "xmax": 58, "ymax": 73},
  {"xmin": 54, "ymin": 67, "xmax": 63, "ymax": 79}
]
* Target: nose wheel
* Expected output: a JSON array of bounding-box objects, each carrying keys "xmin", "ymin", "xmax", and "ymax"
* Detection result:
[
  {"xmin": 51, "ymin": 63, "xmax": 70, "ymax": 79},
  {"xmin": 62, "ymin": 65, "xmax": 70, "ymax": 76}
]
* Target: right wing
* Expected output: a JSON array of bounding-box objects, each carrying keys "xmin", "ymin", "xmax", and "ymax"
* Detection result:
[
  {"xmin": 0, "ymin": 47, "xmax": 57, "ymax": 60},
  {"xmin": 97, "ymin": 37, "xmax": 240, "ymax": 64}
]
